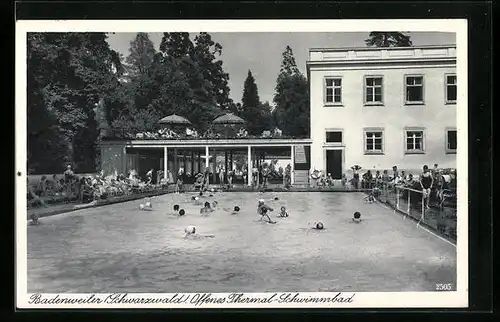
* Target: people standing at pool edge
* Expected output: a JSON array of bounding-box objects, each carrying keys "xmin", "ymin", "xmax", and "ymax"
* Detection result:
[{"xmin": 420, "ymin": 165, "xmax": 434, "ymax": 209}]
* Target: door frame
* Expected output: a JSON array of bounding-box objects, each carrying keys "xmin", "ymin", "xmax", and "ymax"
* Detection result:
[{"xmin": 323, "ymin": 147, "xmax": 345, "ymax": 179}]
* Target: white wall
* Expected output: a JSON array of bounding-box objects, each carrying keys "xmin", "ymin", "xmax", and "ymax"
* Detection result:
[{"xmin": 310, "ymin": 63, "xmax": 457, "ymax": 175}]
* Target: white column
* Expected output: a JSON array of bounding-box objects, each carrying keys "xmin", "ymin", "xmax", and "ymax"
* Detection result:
[
  {"xmin": 290, "ymin": 145, "xmax": 295, "ymax": 185},
  {"xmin": 205, "ymin": 146, "xmax": 210, "ymax": 186},
  {"xmin": 205, "ymin": 146, "xmax": 209, "ymax": 169},
  {"xmin": 122, "ymin": 146, "xmax": 127, "ymax": 176},
  {"xmin": 247, "ymin": 145, "xmax": 252, "ymax": 186},
  {"xmin": 163, "ymin": 146, "xmax": 168, "ymax": 179}
]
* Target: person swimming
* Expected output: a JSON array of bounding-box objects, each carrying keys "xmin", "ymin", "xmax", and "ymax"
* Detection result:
[
  {"xmin": 200, "ymin": 201, "xmax": 214, "ymax": 215},
  {"xmin": 232, "ymin": 206, "xmax": 240, "ymax": 214},
  {"xmin": 212, "ymin": 201, "xmax": 218, "ymax": 208},
  {"xmin": 140, "ymin": 202, "xmax": 153, "ymax": 211},
  {"xmin": 278, "ymin": 206, "xmax": 289, "ymax": 218},
  {"xmin": 311, "ymin": 221, "xmax": 325, "ymax": 230},
  {"xmin": 179, "ymin": 209, "xmax": 186, "ymax": 216},
  {"xmin": 364, "ymin": 190, "xmax": 375, "ymax": 203},
  {"xmin": 183, "ymin": 225, "xmax": 215, "ymax": 239},
  {"xmin": 257, "ymin": 199, "xmax": 276, "ymax": 223},
  {"xmin": 173, "ymin": 204, "xmax": 180, "ymax": 214},
  {"xmin": 274, "ymin": 197, "xmax": 279, "ymax": 201},
  {"xmin": 352, "ymin": 211, "xmax": 362, "ymax": 223}
]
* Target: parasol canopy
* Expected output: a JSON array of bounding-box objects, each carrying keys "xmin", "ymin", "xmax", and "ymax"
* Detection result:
[
  {"xmin": 212, "ymin": 113, "xmax": 245, "ymax": 125},
  {"xmin": 158, "ymin": 114, "xmax": 192, "ymax": 125}
]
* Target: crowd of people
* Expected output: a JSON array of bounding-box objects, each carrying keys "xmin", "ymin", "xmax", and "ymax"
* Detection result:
[
  {"xmin": 27, "ymin": 166, "xmax": 169, "ymax": 208},
  {"xmin": 110, "ymin": 127, "xmax": 288, "ymax": 141}
]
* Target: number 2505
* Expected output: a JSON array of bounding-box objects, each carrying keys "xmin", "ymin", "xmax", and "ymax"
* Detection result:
[{"xmin": 436, "ymin": 283, "xmax": 453, "ymax": 291}]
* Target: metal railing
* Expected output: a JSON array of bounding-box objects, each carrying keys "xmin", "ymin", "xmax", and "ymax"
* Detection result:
[{"xmin": 376, "ymin": 184, "xmax": 457, "ymax": 241}]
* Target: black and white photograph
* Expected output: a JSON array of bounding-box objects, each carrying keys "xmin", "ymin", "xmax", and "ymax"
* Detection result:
[{"xmin": 16, "ymin": 19, "xmax": 468, "ymax": 308}]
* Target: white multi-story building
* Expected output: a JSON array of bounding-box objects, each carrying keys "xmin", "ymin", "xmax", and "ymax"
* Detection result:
[{"xmin": 306, "ymin": 45, "xmax": 457, "ymax": 179}]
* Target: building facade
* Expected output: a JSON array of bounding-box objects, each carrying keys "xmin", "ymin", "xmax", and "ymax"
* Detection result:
[{"xmin": 307, "ymin": 45, "xmax": 457, "ymax": 178}]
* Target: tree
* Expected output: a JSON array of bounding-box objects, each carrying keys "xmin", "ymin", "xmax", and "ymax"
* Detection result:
[
  {"xmin": 364, "ymin": 32, "xmax": 412, "ymax": 47},
  {"xmin": 279, "ymin": 45, "xmax": 300, "ymax": 76},
  {"xmin": 27, "ymin": 32, "xmax": 123, "ymax": 173},
  {"xmin": 241, "ymin": 70, "xmax": 264, "ymax": 135},
  {"xmin": 124, "ymin": 32, "xmax": 156, "ymax": 79},
  {"xmin": 273, "ymin": 46, "xmax": 310, "ymax": 137}
]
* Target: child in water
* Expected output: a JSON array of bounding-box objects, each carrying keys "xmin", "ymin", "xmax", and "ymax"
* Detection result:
[
  {"xmin": 172, "ymin": 204, "xmax": 180, "ymax": 215},
  {"xmin": 183, "ymin": 225, "xmax": 215, "ymax": 239},
  {"xmin": 351, "ymin": 212, "xmax": 362, "ymax": 223},
  {"xmin": 257, "ymin": 199, "xmax": 276, "ymax": 223},
  {"xmin": 178, "ymin": 209, "xmax": 186, "ymax": 216},
  {"xmin": 278, "ymin": 206, "xmax": 289, "ymax": 218}
]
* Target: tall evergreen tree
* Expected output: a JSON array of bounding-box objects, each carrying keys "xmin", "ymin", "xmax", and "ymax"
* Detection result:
[
  {"xmin": 279, "ymin": 45, "xmax": 300, "ymax": 76},
  {"xmin": 364, "ymin": 32, "xmax": 412, "ymax": 47},
  {"xmin": 241, "ymin": 70, "xmax": 264, "ymax": 135},
  {"xmin": 124, "ymin": 32, "xmax": 156, "ymax": 79},
  {"xmin": 273, "ymin": 46, "xmax": 310, "ymax": 137}
]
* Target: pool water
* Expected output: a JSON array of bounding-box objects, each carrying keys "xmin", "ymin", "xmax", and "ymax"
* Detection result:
[{"xmin": 27, "ymin": 192, "xmax": 456, "ymax": 293}]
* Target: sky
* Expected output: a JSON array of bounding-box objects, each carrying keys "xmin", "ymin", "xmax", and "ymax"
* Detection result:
[{"xmin": 106, "ymin": 32, "xmax": 455, "ymax": 106}]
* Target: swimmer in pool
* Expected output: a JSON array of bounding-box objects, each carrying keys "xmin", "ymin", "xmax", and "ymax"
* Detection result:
[
  {"xmin": 172, "ymin": 204, "xmax": 180, "ymax": 215},
  {"xmin": 178, "ymin": 209, "xmax": 186, "ymax": 216},
  {"xmin": 183, "ymin": 225, "xmax": 215, "ymax": 239},
  {"xmin": 231, "ymin": 206, "xmax": 240, "ymax": 215},
  {"xmin": 278, "ymin": 206, "xmax": 289, "ymax": 218},
  {"xmin": 139, "ymin": 202, "xmax": 153, "ymax": 211},
  {"xmin": 192, "ymin": 196, "xmax": 202, "ymax": 205},
  {"xmin": 200, "ymin": 201, "xmax": 214, "ymax": 215},
  {"xmin": 257, "ymin": 199, "xmax": 276, "ymax": 223},
  {"xmin": 212, "ymin": 201, "xmax": 218, "ymax": 209},
  {"xmin": 274, "ymin": 197, "xmax": 279, "ymax": 201},
  {"xmin": 311, "ymin": 221, "xmax": 325, "ymax": 230},
  {"xmin": 351, "ymin": 211, "xmax": 362, "ymax": 223}
]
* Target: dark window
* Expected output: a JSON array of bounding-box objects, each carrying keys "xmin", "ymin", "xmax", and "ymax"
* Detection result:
[
  {"xmin": 405, "ymin": 130, "xmax": 424, "ymax": 151},
  {"xmin": 365, "ymin": 131, "xmax": 383, "ymax": 152},
  {"xmin": 447, "ymin": 130, "xmax": 457, "ymax": 151},
  {"xmin": 325, "ymin": 78, "xmax": 342, "ymax": 103},
  {"xmin": 405, "ymin": 76, "xmax": 424, "ymax": 103},
  {"xmin": 446, "ymin": 75, "xmax": 457, "ymax": 102},
  {"xmin": 326, "ymin": 131, "xmax": 342, "ymax": 143},
  {"xmin": 365, "ymin": 77, "xmax": 383, "ymax": 103}
]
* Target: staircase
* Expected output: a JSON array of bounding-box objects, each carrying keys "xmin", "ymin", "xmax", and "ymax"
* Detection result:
[{"xmin": 293, "ymin": 170, "xmax": 310, "ymax": 187}]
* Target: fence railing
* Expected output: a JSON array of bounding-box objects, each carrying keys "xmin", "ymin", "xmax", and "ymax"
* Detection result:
[{"xmin": 376, "ymin": 184, "xmax": 457, "ymax": 241}]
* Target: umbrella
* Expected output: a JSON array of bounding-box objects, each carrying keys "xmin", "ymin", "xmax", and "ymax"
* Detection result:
[
  {"xmin": 212, "ymin": 113, "xmax": 245, "ymax": 125},
  {"xmin": 158, "ymin": 114, "xmax": 192, "ymax": 125}
]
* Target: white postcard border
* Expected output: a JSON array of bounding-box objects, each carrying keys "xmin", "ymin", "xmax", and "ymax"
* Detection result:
[{"xmin": 15, "ymin": 19, "xmax": 468, "ymax": 309}]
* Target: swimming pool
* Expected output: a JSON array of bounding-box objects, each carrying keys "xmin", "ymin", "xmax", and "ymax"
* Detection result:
[{"xmin": 27, "ymin": 192, "xmax": 456, "ymax": 293}]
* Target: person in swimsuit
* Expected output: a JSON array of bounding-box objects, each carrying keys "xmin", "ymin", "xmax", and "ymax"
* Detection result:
[
  {"xmin": 184, "ymin": 225, "xmax": 215, "ymax": 239},
  {"xmin": 257, "ymin": 199, "xmax": 276, "ymax": 223},
  {"xmin": 420, "ymin": 165, "xmax": 434, "ymax": 209},
  {"xmin": 278, "ymin": 206, "xmax": 289, "ymax": 217},
  {"xmin": 200, "ymin": 201, "xmax": 214, "ymax": 215},
  {"xmin": 352, "ymin": 212, "xmax": 362, "ymax": 223}
]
